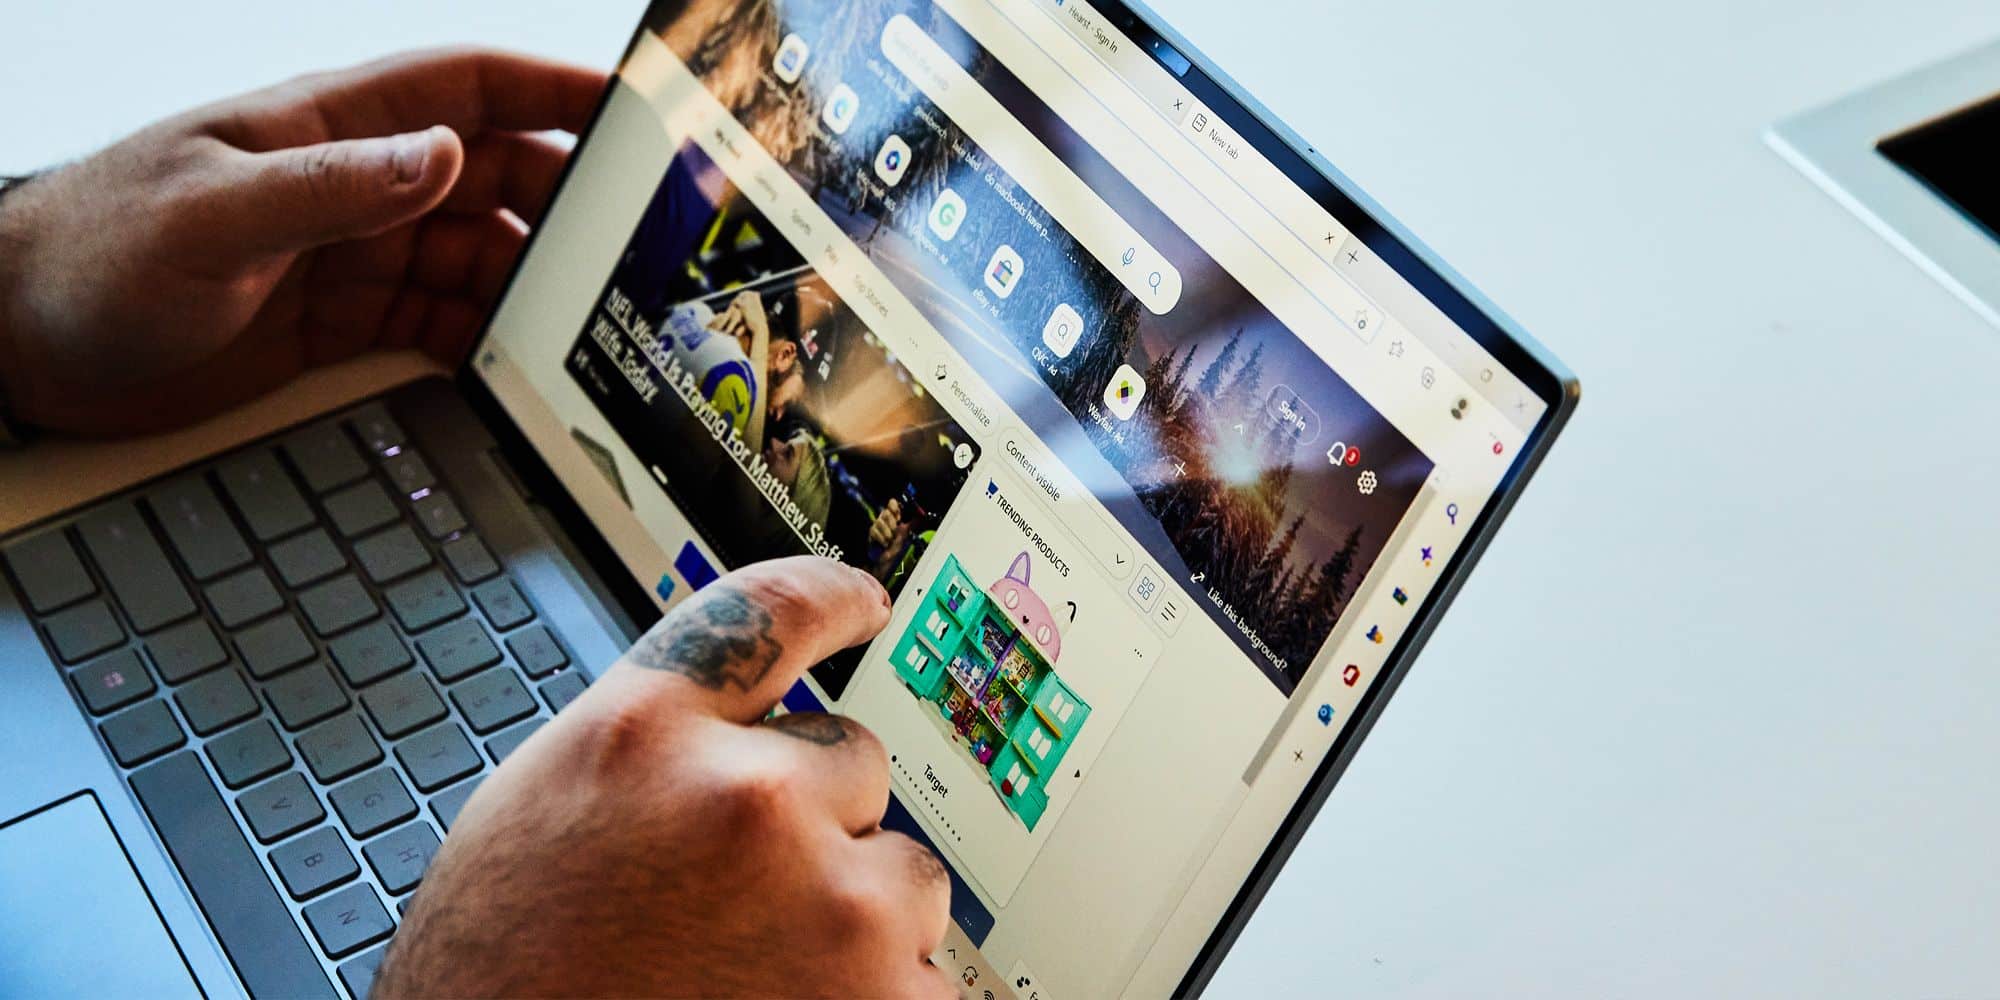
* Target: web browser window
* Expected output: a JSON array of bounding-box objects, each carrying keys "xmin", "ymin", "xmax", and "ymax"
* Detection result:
[{"xmin": 473, "ymin": 0, "xmax": 1538, "ymax": 994}]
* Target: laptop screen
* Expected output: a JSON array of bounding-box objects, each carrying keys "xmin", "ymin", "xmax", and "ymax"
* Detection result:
[{"xmin": 473, "ymin": 0, "xmax": 1551, "ymax": 992}]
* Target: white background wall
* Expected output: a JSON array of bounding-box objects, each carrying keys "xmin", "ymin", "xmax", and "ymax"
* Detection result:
[{"xmin": 8, "ymin": 0, "xmax": 2000, "ymax": 995}]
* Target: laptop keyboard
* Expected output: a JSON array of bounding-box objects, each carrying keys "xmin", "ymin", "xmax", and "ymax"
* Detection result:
[{"xmin": 1, "ymin": 401, "xmax": 594, "ymax": 999}]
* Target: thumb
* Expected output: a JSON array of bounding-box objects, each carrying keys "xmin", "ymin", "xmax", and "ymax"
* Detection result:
[{"xmin": 224, "ymin": 125, "xmax": 464, "ymax": 253}]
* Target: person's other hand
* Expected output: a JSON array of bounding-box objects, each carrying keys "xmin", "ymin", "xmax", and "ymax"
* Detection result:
[
  {"xmin": 0, "ymin": 49, "xmax": 604, "ymax": 435},
  {"xmin": 375, "ymin": 556, "xmax": 954, "ymax": 998}
]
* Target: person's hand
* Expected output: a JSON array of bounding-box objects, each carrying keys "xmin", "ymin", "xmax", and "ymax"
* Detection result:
[
  {"xmin": 376, "ymin": 556, "xmax": 954, "ymax": 998},
  {"xmin": 709, "ymin": 289, "xmax": 772, "ymax": 350},
  {"xmin": 869, "ymin": 497, "xmax": 906, "ymax": 549},
  {"xmin": 0, "ymin": 49, "xmax": 604, "ymax": 435}
]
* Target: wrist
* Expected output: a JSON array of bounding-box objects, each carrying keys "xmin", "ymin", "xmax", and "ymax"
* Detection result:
[{"xmin": 0, "ymin": 171, "xmax": 47, "ymax": 440}]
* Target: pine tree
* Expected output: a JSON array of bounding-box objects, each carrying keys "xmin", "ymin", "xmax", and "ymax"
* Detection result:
[
  {"xmin": 1167, "ymin": 345, "xmax": 1198, "ymax": 410},
  {"xmin": 1315, "ymin": 525, "xmax": 1364, "ymax": 621},
  {"xmin": 1195, "ymin": 328, "xmax": 1244, "ymax": 400},
  {"xmin": 1141, "ymin": 349, "xmax": 1177, "ymax": 417},
  {"xmin": 1219, "ymin": 342, "xmax": 1266, "ymax": 419}
]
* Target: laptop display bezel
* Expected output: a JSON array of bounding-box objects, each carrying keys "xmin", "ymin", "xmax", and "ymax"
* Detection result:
[{"xmin": 457, "ymin": 1, "xmax": 1580, "ymax": 992}]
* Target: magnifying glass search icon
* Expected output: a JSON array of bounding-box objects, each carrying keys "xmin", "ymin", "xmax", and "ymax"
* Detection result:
[
  {"xmin": 1148, "ymin": 271, "xmax": 1163, "ymax": 293},
  {"xmin": 1445, "ymin": 503, "xmax": 1459, "ymax": 525}
]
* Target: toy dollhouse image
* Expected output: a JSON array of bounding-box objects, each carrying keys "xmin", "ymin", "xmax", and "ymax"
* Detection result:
[{"xmin": 889, "ymin": 553, "xmax": 1090, "ymax": 832}]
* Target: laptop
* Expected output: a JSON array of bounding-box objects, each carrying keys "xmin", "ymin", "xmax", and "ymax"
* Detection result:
[{"xmin": 0, "ymin": 0, "xmax": 1578, "ymax": 996}]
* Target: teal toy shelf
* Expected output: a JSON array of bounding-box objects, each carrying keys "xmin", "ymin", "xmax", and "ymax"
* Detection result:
[{"xmin": 889, "ymin": 556, "xmax": 1090, "ymax": 831}]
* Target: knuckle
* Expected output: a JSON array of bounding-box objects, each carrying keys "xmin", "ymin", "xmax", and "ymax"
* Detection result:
[
  {"xmin": 292, "ymin": 144, "xmax": 347, "ymax": 202},
  {"xmin": 565, "ymin": 699, "xmax": 668, "ymax": 778},
  {"xmin": 822, "ymin": 876, "xmax": 894, "ymax": 935},
  {"xmin": 713, "ymin": 761, "xmax": 804, "ymax": 832},
  {"xmin": 844, "ymin": 717, "xmax": 888, "ymax": 763},
  {"xmin": 728, "ymin": 569, "xmax": 814, "ymax": 623},
  {"xmin": 896, "ymin": 833, "xmax": 952, "ymax": 893}
]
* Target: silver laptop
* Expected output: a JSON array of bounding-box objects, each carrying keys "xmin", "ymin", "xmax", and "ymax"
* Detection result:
[{"xmin": 0, "ymin": 0, "xmax": 1578, "ymax": 996}]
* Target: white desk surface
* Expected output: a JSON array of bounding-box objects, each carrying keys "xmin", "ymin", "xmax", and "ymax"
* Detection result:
[{"xmin": 8, "ymin": 1, "xmax": 2000, "ymax": 996}]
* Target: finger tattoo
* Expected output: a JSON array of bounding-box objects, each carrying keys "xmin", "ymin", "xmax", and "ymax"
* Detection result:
[
  {"xmin": 629, "ymin": 590, "xmax": 782, "ymax": 690},
  {"xmin": 767, "ymin": 713, "xmax": 851, "ymax": 746}
]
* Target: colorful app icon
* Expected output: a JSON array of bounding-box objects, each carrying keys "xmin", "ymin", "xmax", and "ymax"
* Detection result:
[
  {"xmin": 1392, "ymin": 587, "xmax": 1408, "ymax": 605},
  {"xmin": 984, "ymin": 244, "xmax": 1024, "ymax": 299},
  {"xmin": 822, "ymin": 82, "xmax": 860, "ymax": 134},
  {"xmin": 874, "ymin": 134, "xmax": 912, "ymax": 186},
  {"xmin": 1042, "ymin": 303, "xmax": 1084, "ymax": 358},
  {"xmin": 1103, "ymin": 364, "xmax": 1147, "ymax": 420},
  {"xmin": 1366, "ymin": 625, "xmax": 1385, "ymax": 644},
  {"xmin": 1421, "ymin": 545, "xmax": 1434, "ymax": 567},
  {"xmin": 1341, "ymin": 663, "xmax": 1360, "ymax": 686},
  {"xmin": 1316, "ymin": 704, "xmax": 1333, "ymax": 725},
  {"xmin": 773, "ymin": 33, "xmax": 810, "ymax": 84},
  {"xmin": 928, "ymin": 188, "xmax": 967, "ymax": 241}
]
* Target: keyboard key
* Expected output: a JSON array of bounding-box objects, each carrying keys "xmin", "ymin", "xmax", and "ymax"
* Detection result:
[
  {"xmin": 283, "ymin": 422, "xmax": 369, "ymax": 495},
  {"xmin": 327, "ymin": 621, "xmax": 412, "ymax": 688},
  {"xmin": 361, "ymin": 672, "xmax": 445, "ymax": 738},
  {"xmin": 484, "ymin": 716, "xmax": 545, "ymax": 764},
  {"xmin": 237, "ymin": 772, "xmax": 324, "ymax": 843},
  {"xmin": 207, "ymin": 719, "xmax": 293, "ymax": 789},
  {"xmin": 396, "ymin": 723, "xmax": 482, "ymax": 792},
  {"xmin": 452, "ymin": 668, "xmax": 536, "ymax": 735},
  {"xmin": 428, "ymin": 774, "xmax": 484, "ymax": 832},
  {"xmin": 539, "ymin": 671, "xmax": 588, "ymax": 714},
  {"xmin": 3, "ymin": 526, "xmax": 93, "ymax": 612},
  {"xmin": 299, "ymin": 574, "xmax": 379, "ymax": 636},
  {"xmin": 364, "ymin": 821, "xmax": 442, "ymax": 895},
  {"xmin": 43, "ymin": 598, "xmax": 124, "ymax": 662},
  {"xmin": 471, "ymin": 579, "xmax": 533, "ymax": 630},
  {"xmin": 146, "ymin": 618, "xmax": 227, "ymax": 683},
  {"xmin": 338, "ymin": 944, "xmax": 388, "ymax": 1000},
  {"xmin": 297, "ymin": 713, "xmax": 383, "ymax": 784},
  {"xmin": 412, "ymin": 492, "xmax": 467, "ymax": 539},
  {"xmin": 324, "ymin": 480, "xmax": 399, "ymax": 539},
  {"xmin": 265, "ymin": 662, "xmax": 350, "ymax": 732},
  {"xmin": 217, "ymin": 450, "xmax": 316, "ymax": 542},
  {"xmin": 348, "ymin": 403, "xmax": 406, "ymax": 455},
  {"xmin": 439, "ymin": 534, "xmax": 499, "ymax": 584},
  {"xmin": 76, "ymin": 502, "xmax": 197, "ymax": 633},
  {"xmin": 303, "ymin": 883, "xmax": 394, "ymax": 959},
  {"xmin": 205, "ymin": 566, "xmax": 284, "ymax": 629},
  {"xmin": 100, "ymin": 700, "xmax": 186, "ymax": 766},
  {"xmin": 271, "ymin": 826, "xmax": 359, "ymax": 901},
  {"xmin": 416, "ymin": 618, "xmax": 500, "ymax": 683},
  {"xmin": 353, "ymin": 524, "xmax": 431, "ymax": 584},
  {"xmin": 507, "ymin": 626, "xmax": 569, "ymax": 678},
  {"xmin": 384, "ymin": 570, "xmax": 465, "ymax": 632},
  {"xmin": 270, "ymin": 529, "xmax": 346, "ymax": 588},
  {"xmin": 235, "ymin": 614, "xmax": 316, "ymax": 680},
  {"xmin": 329, "ymin": 768, "xmax": 417, "ymax": 838},
  {"xmin": 71, "ymin": 648, "xmax": 154, "ymax": 715},
  {"xmin": 147, "ymin": 474, "xmax": 252, "ymax": 581},
  {"xmin": 128, "ymin": 753, "xmax": 337, "ymax": 998},
  {"xmin": 176, "ymin": 668, "xmax": 259, "ymax": 735},
  {"xmin": 381, "ymin": 451, "xmax": 435, "ymax": 496}
]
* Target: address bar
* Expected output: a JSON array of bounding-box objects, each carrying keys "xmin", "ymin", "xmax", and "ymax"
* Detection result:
[{"xmin": 881, "ymin": 13, "xmax": 1183, "ymax": 314}]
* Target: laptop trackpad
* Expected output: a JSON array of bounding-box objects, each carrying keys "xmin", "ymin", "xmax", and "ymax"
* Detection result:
[{"xmin": 0, "ymin": 793, "xmax": 200, "ymax": 997}]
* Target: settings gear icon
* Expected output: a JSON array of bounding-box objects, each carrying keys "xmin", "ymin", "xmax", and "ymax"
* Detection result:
[{"xmin": 1357, "ymin": 470, "xmax": 1379, "ymax": 495}]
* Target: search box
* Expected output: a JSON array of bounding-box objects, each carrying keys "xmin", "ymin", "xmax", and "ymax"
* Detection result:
[{"xmin": 882, "ymin": 13, "xmax": 1183, "ymax": 313}]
